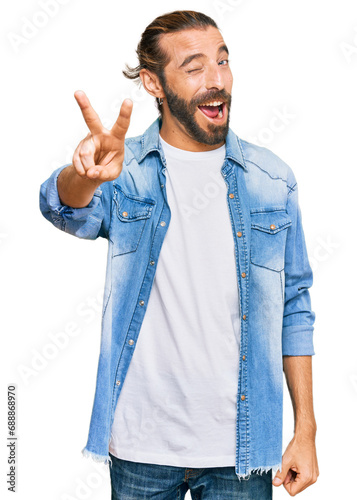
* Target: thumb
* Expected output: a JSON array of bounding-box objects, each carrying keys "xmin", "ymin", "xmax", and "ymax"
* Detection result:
[{"xmin": 273, "ymin": 465, "xmax": 287, "ymax": 486}]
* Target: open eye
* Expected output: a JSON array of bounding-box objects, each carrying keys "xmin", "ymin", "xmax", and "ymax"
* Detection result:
[{"xmin": 218, "ymin": 59, "xmax": 229, "ymax": 66}]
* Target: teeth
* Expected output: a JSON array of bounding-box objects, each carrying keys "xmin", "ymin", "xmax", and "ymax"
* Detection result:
[
  {"xmin": 218, "ymin": 109, "xmax": 223, "ymax": 118},
  {"xmin": 201, "ymin": 101, "xmax": 223, "ymax": 107}
]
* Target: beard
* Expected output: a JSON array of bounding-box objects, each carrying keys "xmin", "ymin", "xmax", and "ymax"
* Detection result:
[{"xmin": 160, "ymin": 78, "xmax": 232, "ymax": 146}]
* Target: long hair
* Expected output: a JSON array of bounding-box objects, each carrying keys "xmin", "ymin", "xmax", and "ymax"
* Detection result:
[{"xmin": 123, "ymin": 10, "xmax": 219, "ymax": 115}]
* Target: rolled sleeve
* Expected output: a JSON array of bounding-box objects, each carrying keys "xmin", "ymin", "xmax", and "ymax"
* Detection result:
[
  {"xmin": 282, "ymin": 173, "xmax": 316, "ymax": 356},
  {"xmin": 39, "ymin": 164, "xmax": 110, "ymax": 240}
]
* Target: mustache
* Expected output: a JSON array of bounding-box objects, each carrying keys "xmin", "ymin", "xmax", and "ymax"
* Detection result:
[{"xmin": 192, "ymin": 89, "xmax": 232, "ymax": 107}]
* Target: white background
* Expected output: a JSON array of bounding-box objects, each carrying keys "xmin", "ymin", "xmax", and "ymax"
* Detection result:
[{"xmin": 1, "ymin": 0, "xmax": 356, "ymax": 498}]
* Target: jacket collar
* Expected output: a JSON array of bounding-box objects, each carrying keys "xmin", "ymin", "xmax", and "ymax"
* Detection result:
[{"xmin": 137, "ymin": 117, "xmax": 247, "ymax": 171}]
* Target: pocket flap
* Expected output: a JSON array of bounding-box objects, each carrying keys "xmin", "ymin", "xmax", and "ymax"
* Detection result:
[
  {"xmin": 114, "ymin": 187, "xmax": 155, "ymax": 222},
  {"xmin": 251, "ymin": 211, "xmax": 292, "ymax": 234}
]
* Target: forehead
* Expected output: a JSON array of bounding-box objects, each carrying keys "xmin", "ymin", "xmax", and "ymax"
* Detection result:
[{"xmin": 160, "ymin": 26, "xmax": 226, "ymax": 68}]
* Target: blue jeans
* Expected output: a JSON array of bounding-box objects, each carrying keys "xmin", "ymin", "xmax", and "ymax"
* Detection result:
[{"xmin": 109, "ymin": 453, "xmax": 273, "ymax": 499}]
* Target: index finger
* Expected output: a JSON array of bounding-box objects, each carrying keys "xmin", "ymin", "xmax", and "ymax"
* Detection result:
[{"xmin": 74, "ymin": 90, "xmax": 104, "ymax": 135}]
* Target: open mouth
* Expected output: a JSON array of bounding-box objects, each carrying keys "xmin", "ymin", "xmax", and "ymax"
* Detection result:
[{"xmin": 197, "ymin": 101, "xmax": 226, "ymax": 122}]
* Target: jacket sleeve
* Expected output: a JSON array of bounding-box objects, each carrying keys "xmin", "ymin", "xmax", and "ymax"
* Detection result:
[
  {"xmin": 282, "ymin": 169, "xmax": 316, "ymax": 356},
  {"xmin": 39, "ymin": 164, "xmax": 113, "ymax": 240}
]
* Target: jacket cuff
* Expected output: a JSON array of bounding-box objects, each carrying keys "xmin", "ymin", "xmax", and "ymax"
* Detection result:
[
  {"xmin": 44, "ymin": 165, "xmax": 102, "ymax": 221},
  {"xmin": 282, "ymin": 325, "xmax": 315, "ymax": 356}
]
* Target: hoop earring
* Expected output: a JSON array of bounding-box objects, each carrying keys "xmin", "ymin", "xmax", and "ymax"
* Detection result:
[{"xmin": 158, "ymin": 97, "xmax": 164, "ymax": 105}]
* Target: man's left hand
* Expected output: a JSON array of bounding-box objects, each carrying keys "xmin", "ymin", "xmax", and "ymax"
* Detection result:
[{"xmin": 272, "ymin": 433, "xmax": 319, "ymax": 496}]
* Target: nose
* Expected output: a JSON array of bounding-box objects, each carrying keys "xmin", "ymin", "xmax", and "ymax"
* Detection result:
[{"xmin": 204, "ymin": 61, "xmax": 224, "ymax": 91}]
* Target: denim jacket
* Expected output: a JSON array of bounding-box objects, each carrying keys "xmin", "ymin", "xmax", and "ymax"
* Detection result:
[{"xmin": 39, "ymin": 118, "xmax": 315, "ymax": 479}]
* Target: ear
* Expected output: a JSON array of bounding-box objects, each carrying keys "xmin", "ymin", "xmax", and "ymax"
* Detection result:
[{"xmin": 139, "ymin": 69, "xmax": 164, "ymax": 100}]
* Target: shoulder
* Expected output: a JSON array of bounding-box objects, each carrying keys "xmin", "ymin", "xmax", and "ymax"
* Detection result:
[
  {"xmin": 239, "ymin": 136, "xmax": 297, "ymax": 190},
  {"xmin": 123, "ymin": 133, "xmax": 143, "ymax": 165}
]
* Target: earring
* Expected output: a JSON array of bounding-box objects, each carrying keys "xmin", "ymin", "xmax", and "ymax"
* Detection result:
[{"xmin": 158, "ymin": 97, "xmax": 164, "ymax": 105}]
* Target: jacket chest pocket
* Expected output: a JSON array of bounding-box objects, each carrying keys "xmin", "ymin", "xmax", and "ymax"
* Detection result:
[
  {"xmin": 111, "ymin": 187, "xmax": 155, "ymax": 257},
  {"xmin": 250, "ymin": 210, "xmax": 292, "ymax": 272}
]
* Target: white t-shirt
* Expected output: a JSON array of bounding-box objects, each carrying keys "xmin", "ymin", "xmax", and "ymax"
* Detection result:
[{"xmin": 108, "ymin": 135, "xmax": 241, "ymax": 467}]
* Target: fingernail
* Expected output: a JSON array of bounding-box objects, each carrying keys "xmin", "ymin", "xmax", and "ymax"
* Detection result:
[{"xmin": 273, "ymin": 478, "xmax": 282, "ymax": 485}]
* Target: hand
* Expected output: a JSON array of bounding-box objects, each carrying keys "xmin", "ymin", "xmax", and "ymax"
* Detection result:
[
  {"xmin": 72, "ymin": 90, "xmax": 133, "ymax": 183},
  {"xmin": 272, "ymin": 433, "xmax": 319, "ymax": 496}
]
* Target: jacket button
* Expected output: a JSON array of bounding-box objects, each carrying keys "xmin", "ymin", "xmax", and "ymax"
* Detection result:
[
  {"xmin": 116, "ymin": 380, "xmax": 121, "ymax": 386},
  {"xmin": 139, "ymin": 300, "xmax": 145, "ymax": 306},
  {"xmin": 270, "ymin": 224, "xmax": 276, "ymax": 230},
  {"xmin": 242, "ymin": 355, "xmax": 246, "ymax": 361},
  {"xmin": 122, "ymin": 211, "xmax": 128, "ymax": 217},
  {"xmin": 243, "ymin": 314, "xmax": 247, "ymax": 320},
  {"xmin": 150, "ymin": 260, "xmax": 155, "ymax": 266},
  {"xmin": 241, "ymin": 272, "xmax": 246, "ymax": 278},
  {"xmin": 237, "ymin": 231, "xmax": 242, "ymax": 237},
  {"xmin": 241, "ymin": 395, "xmax": 246, "ymax": 401},
  {"xmin": 229, "ymin": 193, "xmax": 234, "ymax": 199},
  {"xmin": 160, "ymin": 221, "xmax": 166, "ymax": 226},
  {"xmin": 128, "ymin": 339, "xmax": 134, "ymax": 345}
]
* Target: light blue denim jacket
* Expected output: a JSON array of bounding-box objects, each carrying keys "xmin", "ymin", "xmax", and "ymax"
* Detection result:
[{"xmin": 39, "ymin": 118, "xmax": 315, "ymax": 479}]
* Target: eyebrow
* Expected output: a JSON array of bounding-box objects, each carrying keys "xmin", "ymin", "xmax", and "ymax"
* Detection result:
[{"xmin": 179, "ymin": 44, "xmax": 229, "ymax": 69}]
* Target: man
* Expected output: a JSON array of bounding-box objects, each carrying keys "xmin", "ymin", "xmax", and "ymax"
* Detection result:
[{"xmin": 40, "ymin": 10, "xmax": 319, "ymax": 499}]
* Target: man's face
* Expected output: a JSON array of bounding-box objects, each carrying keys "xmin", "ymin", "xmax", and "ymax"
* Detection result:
[{"xmin": 158, "ymin": 26, "xmax": 233, "ymax": 146}]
